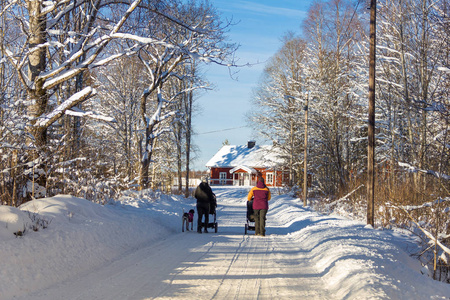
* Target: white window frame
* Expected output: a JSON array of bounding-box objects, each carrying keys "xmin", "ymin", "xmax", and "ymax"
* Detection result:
[{"xmin": 266, "ymin": 172, "xmax": 274, "ymax": 185}]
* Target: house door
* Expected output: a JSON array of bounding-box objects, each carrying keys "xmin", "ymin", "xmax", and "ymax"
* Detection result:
[
  {"xmin": 238, "ymin": 173, "xmax": 244, "ymax": 186},
  {"xmin": 243, "ymin": 173, "xmax": 250, "ymax": 186},
  {"xmin": 236, "ymin": 173, "xmax": 251, "ymax": 186}
]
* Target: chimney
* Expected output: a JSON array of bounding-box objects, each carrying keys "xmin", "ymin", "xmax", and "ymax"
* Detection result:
[{"xmin": 247, "ymin": 140, "xmax": 255, "ymax": 149}]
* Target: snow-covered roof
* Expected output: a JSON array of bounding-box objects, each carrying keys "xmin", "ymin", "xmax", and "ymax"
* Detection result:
[
  {"xmin": 205, "ymin": 145, "xmax": 284, "ymax": 169},
  {"xmin": 229, "ymin": 165, "xmax": 257, "ymax": 174}
]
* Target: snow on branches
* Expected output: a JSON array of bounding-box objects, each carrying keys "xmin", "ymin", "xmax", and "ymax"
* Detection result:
[{"xmin": 398, "ymin": 162, "xmax": 450, "ymax": 181}]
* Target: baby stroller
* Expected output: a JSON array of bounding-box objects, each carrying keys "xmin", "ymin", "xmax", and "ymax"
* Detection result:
[
  {"xmin": 245, "ymin": 199, "xmax": 255, "ymax": 234},
  {"xmin": 202, "ymin": 193, "xmax": 218, "ymax": 233}
]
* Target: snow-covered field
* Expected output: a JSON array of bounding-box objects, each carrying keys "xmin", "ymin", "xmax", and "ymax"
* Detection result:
[{"xmin": 1, "ymin": 187, "xmax": 449, "ymax": 299}]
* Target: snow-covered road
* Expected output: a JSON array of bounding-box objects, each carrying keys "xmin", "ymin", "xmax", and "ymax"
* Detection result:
[
  {"xmin": 4, "ymin": 187, "xmax": 450, "ymax": 299},
  {"xmin": 23, "ymin": 227, "xmax": 327, "ymax": 299},
  {"xmin": 14, "ymin": 189, "xmax": 327, "ymax": 299}
]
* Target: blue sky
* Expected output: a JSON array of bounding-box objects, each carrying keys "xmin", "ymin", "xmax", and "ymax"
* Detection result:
[{"xmin": 192, "ymin": 0, "xmax": 314, "ymax": 170}]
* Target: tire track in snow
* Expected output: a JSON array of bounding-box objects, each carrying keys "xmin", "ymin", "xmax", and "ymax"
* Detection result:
[
  {"xmin": 209, "ymin": 234, "xmax": 249, "ymax": 299},
  {"xmin": 153, "ymin": 240, "xmax": 218, "ymax": 298}
]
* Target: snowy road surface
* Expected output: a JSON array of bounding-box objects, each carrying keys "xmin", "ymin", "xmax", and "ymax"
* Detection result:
[
  {"xmin": 22, "ymin": 221, "xmax": 326, "ymax": 299},
  {"xmin": 5, "ymin": 187, "xmax": 450, "ymax": 299}
]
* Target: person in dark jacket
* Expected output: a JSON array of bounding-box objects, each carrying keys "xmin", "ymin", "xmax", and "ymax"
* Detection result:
[
  {"xmin": 194, "ymin": 179, "xmax": 215, "ymax": 233},
  {"xmin": 247, "ymin": 176, "xmax": 271, "ymax": 236}
]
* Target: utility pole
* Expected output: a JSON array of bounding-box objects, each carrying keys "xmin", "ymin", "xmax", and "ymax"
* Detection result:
[
  {"xmin": 303, "ymin": 93, "xmax": 309, "ymax": 207},
  {"xmin": 289, "ymin": 97, "xmax": 295, "ymax": 187},
  {"xmin": 284, "ymin": 93, "xmax": 310, "ymax": 205},
  {"xmin": 284, "ymin": 95, "xmax": 295, "ymax": 187},
  {"xmin": 367, "ymin": 0, "xmax": 377, "ymax": 226}
]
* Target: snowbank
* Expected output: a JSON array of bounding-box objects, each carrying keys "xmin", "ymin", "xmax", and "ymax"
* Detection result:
[
  {"xmin": 0, "ymin": 205, "xmax": 28, "ymax": 238},
  {"xmin": 0, "ymin": 193, "xmax": 194, "ymax": 299}
]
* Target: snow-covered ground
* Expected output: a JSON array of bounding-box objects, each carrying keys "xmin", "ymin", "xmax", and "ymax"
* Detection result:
[{"xmin": 1, "ymin": 187, "xmax": 449, "ymax": 299}]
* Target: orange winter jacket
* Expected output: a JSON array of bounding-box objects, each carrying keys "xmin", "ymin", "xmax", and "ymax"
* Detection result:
[{"xmin": 247, "ymin": 180, "xmax": 271, "ymax": 210}]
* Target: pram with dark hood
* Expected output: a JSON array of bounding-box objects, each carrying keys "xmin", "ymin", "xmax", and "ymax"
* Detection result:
[
  {"xmin": 202, "ymin": 193, "xmax": 218, "ymax": 233},
  {"xmin": 244, "ymin": 199, "xmax": 255, "ymax": 234}
]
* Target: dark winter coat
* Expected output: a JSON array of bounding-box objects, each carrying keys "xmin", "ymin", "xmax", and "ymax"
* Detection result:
[
  {"xmin": 195, "ymin": 182, "xmax": 214, "ymax": 204},
  {"xmin": 247, "ymin": 179, "xmax": 271, "ymax": 210}
]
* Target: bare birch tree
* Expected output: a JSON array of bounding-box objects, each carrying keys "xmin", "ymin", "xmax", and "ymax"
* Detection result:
[{"xmin": 135, "ymin": 0, "xmax": 236, "ymax": 189}]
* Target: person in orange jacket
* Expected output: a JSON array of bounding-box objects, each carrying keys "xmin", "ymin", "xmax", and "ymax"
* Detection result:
[{"xmin": 247, "ymin": 175, "xmax": 271, "ymax": 236}]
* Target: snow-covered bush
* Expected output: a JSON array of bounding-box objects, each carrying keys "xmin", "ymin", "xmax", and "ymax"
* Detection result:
[
  {"xmin": 0, "ymin": 205, "xmax": 51, "ymax": 237},
  {"xmin": 0, "ymin": 206, "xmax": 28, "ymax": 237}
]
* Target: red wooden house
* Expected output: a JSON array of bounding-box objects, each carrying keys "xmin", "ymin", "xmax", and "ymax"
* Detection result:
[{"xmin": 205, "ymin": 141, "xmax": 289, "ymax": 187}]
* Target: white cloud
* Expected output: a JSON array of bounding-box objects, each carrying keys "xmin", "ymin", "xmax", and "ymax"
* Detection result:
[{"xmin": 225, "ymin": 0, "xmax": 307, "ymax": 18}]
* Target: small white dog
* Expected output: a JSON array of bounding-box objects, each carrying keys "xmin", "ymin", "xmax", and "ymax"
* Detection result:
[{"xmin": 182, "ymin": 209, "xmax": 195, "ymax": 232}]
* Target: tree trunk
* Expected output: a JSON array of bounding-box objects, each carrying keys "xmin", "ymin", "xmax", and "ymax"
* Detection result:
[
  {"xmin": 303, "ymin": 94, "xmax": 309, "ymax": 206},
  {"xmin": 399, "ymin": 11, "xmax": 414, "ymax": 160},
  {"xmin": 418, "ymin": 0, "xmax": 429, "ymax": 200},
  {"xmin": 11, "ymin": 150, "xmax": 18, "ymax": 206},
  {"xmin": 28, "ymin": 0, "xmax": 48, "ymax": 146},
  {"xmin": 184, "ymin": 63, "xmax": 196, "ymax": 198},
  {"xmin": 184, "ymin": 87, "xmax": 193, "ymax": 198},
  {"xmin": 367, "ymin": 0, "xmax": 377, "ymax": 227},
  {"xmin": 176, "ymin": 121, "xmax": 183, "ymax": 193},
  {"xmin": 25, "ymin": 1, "xmax": 48, "ymax": 199},
  {"xmin": 139, "ymin": 123, "xmax": 155, "ymax": 190}
]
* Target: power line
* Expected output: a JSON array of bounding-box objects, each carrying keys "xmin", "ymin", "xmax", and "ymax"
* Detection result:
[{"xmin": 195, "ymin": 126, "xmax": 248, "ymax": 135}]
